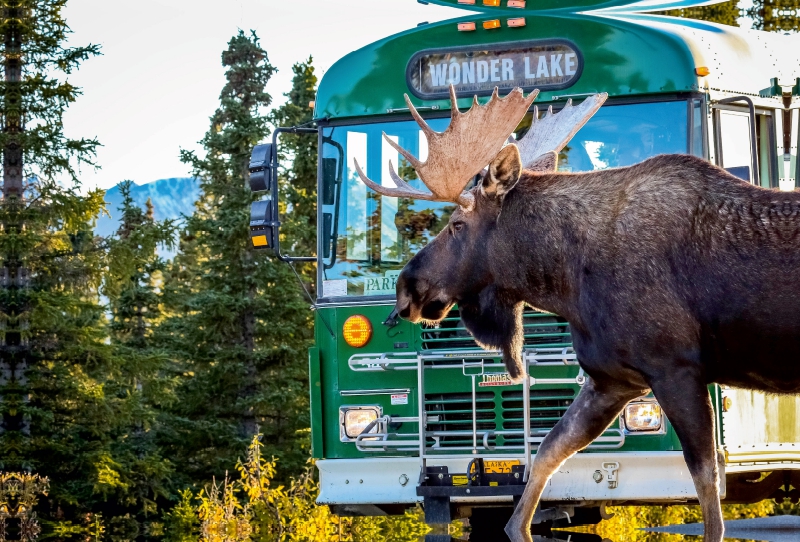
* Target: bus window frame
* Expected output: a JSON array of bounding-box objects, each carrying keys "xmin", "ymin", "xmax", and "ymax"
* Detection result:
[
  {"xmin": 315, "ymin": 92, "xmax": 706, "ymax": 304},
  {"xmin": 688, "ymin": 95, "xmax": 709, "ymax": 160},
  {"xmin": 712, "ymin": 103, "xmax": 778, "ymax": 187},
  {"xmin": 760, "ymin": 111, "xmax": 779, "ymax": 188},
  {"xmin": 796, "ymin": 108, "xmax": 800, "ymax": 189}
]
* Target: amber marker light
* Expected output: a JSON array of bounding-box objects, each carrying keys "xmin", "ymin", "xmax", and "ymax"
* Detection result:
[
  {"xmin": 507, "ymin": 17, "xmax": 526, "ymax": 27},
  {"xmin": 483, "ymin": 19, "xmax": 501, "ymax": 30},
  {"xmin": 508, "ymin": 0, "xmax": 526, "ymax": 6},
  {"xmin": 483, "ymin": 0, "xmax": 501, "ymax": 5},
  {"xmin": 343, "ymin": 315, "xmax": 373, "ymax": 348},
  {"xmin": 458, "ymin": 22, "xmax": 477, "ymax": 31},
  {"xmin": 695, "ymin": 66, "xmax": 710, "ymax": 76}
]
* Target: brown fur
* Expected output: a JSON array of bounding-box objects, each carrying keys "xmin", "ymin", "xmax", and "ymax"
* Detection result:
[{"xmin": 395, "ymin": 152, "xmax": 800, "ymax": 542}]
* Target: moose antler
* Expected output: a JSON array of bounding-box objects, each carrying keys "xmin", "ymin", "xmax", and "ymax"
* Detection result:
[
  {"xmin": 513, "ymin": 93, "xmax": 608, "ymax": 170},
  {"xmin": 353, "ymin": 85, "xmax": 538, "ymax": 210}
]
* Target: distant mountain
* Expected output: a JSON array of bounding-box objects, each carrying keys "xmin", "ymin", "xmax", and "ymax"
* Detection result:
[{"xmin": 96, "ymin": 177, "xmax": 200, "ymax": 239}]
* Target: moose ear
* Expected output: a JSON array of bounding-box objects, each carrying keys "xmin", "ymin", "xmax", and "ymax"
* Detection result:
[{"xmin": 482, "ymin": 144, "xmax": 522, "ymax": 199}]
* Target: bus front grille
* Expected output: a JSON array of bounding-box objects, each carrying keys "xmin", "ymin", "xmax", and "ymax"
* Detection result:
[
  {"xmin": 500, "ymin": 388, "xmax": 576, "ymax": 447},
  {"xmin": 420, "ymin": 307, "xmax": 571, "ymax": 351},
  {"xmin": 423, "ymin": 388, "xmax": 575, "ymax": 449}
]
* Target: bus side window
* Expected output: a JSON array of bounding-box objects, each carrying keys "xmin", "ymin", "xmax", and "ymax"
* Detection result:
[
  {"xmin": 714, "ymin": 108, "xmax": 777, "ymax": 187},
  {"xmin": 715, "ymin": 109, "xmax": 754, "ymax": 182}
]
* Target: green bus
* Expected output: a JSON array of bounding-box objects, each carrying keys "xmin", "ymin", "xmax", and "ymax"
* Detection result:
[{"xmin": 249, "ymin": 0, "xmax": 800, "ymax": 529}]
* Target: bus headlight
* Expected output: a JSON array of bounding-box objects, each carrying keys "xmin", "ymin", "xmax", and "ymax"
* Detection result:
[
  {"xmin": 340, "ymin": 406, "xmax": 381, "ymax": 441},
  {"xmin": 623, "ymin": 401, "xmax": 663, "ymax": 432}
]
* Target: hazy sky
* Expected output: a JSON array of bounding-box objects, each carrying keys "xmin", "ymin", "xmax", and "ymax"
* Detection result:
[{"xmin": 61, "ymin": 0, "xmax": 464, "ymax": 190}]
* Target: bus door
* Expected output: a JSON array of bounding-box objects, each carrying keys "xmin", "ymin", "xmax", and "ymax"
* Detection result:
[{"xmin": 712, "ymin": 102, "xmax": 778, "ymax": 188}]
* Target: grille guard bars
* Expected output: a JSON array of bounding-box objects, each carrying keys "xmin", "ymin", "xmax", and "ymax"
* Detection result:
[{"xmin": 347, "ymin": 348, "xmax": 625, "ymax": 482}]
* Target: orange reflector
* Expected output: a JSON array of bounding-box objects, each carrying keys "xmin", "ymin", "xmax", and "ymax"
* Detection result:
[
  {"xmin": 507, "ymin": 17, "xmax": 526, "ymax": 27},
  {"xmin": 695, "ymin": 66, "xmax": 710, "ymax": 76},
  {"xmin": 343, "ymin": 315, "xmax": 373, "ymax": 348},
  {"xmin": 252, "ymin": 235, "xmax": 268, "ymax": 247},
  {"xmin": 458, "ymin": 22, "xmax": 476, "ymax": 31},
  {"xmin": 508, "ymin": 0, "xmax": 526, "ymax": 6},
  {"xmin": 483, "ymin": 19, "xmax": 501, "ymax": 29},
  {"xmin": 483, "ymin": 0, "xmax": 500, "ymax": 5}
]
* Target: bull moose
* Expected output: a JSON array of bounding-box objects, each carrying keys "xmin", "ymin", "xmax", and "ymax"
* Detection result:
[{"xmin": 354, "ymin": 85, "xmax": 800, "ymax": 542}]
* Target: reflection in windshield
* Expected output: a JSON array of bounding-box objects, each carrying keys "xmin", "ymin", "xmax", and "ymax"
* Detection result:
[
  {"xmin": 319, "ymin": 101, "xmax": 690, "ymax": 298},
  {"xmin": 515, "ymin": 100, "xmax": 689, "ymax": 173},
  {"xmin": 320, "ymin": 117, "xmax": 457, "ymax": 298}
]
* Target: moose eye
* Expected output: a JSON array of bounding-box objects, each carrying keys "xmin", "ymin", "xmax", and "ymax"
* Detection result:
[{"xmin": 452, "ymin": 222, "xmax": 464, "ymax": 233}]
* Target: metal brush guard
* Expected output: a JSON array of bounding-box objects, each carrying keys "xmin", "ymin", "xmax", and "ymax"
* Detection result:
[{"xmin": 348, "ymin": 347, "xmax": 625, "ymax": 481}]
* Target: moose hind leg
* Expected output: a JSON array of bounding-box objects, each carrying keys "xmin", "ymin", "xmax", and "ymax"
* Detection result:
[
  {"xmin": 505, "ymin": 378, "xmax": 644, "ymax": 542},
  {"xmin": 650, "ymin": 372, "xmax": 724, "ymax": 542}
]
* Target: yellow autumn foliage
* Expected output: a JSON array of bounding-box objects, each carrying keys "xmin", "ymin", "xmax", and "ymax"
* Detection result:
[{"xmin": 179, "ymin": 435, "xmax": 463, "ymax": 542}]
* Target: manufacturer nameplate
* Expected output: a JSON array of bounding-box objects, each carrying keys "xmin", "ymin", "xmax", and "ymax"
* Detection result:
[{"xmin": 478, "ymin": 373, "xmax": 517, "ymax": 387}]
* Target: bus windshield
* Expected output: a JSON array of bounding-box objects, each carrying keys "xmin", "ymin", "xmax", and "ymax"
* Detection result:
[{"xmin": 319, "ymin": 99, "xmax": 690, "ymax": 298}]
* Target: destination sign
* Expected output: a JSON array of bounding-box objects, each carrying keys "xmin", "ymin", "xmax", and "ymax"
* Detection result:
[{"xmin": 406, "ymin": 40, "xmax": 582, "ymax": 100}]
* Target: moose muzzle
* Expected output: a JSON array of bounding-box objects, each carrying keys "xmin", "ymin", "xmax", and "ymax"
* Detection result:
[{"xmin": 394, "ymin": 271, "xmax": 452, "ymax": 324}]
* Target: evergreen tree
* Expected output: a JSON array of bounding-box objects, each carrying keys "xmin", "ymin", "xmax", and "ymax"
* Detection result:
[
  {"xmin": 160, "ymin": 31, "xmax": 312, "ymax": 485},
  {"xmin": 102, "ymin": 181, "xmax": 178, "ymax": 518},
  {"xmin": 270, "ymin": 57, "xmax": 318, "ymax": 278},
  {"xmin": 0, "ymin": 0, "xmax": 124, "ymax": 521}
]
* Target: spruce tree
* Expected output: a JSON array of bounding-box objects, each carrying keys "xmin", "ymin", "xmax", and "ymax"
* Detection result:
[
  {"xmin": 0, "ymin": 0, "xmax": 124, "ymax": 520},
  {"xmin": 102, "ymin": 181, "xmax": 177, "ymax": 518},
  {"xmin": 270, "ymin": 57, "xmax": 318, "ymax": 276},
  {"xmin": 160, "ymin": 31, "xmax": 312, "ymax": 484}
]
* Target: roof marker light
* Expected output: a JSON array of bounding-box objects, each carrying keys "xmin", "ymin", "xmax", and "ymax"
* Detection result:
[
  {"xmin": 695, "ymin": 66, "xmax": 710, "ymax": 76},
  {"xmin": 507, "ymin": 17, "xmax": 526, "ymax": 27},
  {"xmin": 483, "ymin": 19, "xmax": 501, "ymax": 29},
  {"xmin": 508, "ymin": 0, "xmax": 526, "ymax": 7},
  {"xmin": 458, "ymin": 22, "xmax": 477, "ymax": 31},
  {"xmin": 483, "ymin": 0, "xmax": 501, "ymax": 5},
  {"xmin": 457, "ymin": 0, "xmax": 476, "ymax": 4}
]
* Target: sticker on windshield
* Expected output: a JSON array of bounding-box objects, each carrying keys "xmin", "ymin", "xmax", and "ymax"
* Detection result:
[
  {"xmin": 364, "ymin": 270, "xmax": 401, "ymax": 296},
  {"xmin": 323, "ymin": 279, "xmax": 348, "ymax": 298}
]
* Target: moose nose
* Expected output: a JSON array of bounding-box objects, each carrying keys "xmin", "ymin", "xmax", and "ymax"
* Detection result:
[
  {"xmin": 394, "ymin": 272, "xmax": 415, "ymax": 320},
  {"xmin": 395, "ymin": 280, "xmax": 412, "ymax": 319}
]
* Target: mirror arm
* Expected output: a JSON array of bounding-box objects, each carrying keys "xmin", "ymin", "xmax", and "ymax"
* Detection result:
[{"xmin": 271, "ymin": 126, "xmax": 319, "ymax": 263}]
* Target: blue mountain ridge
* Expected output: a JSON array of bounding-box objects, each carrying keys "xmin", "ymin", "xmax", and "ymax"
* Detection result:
[{"xmin": 95, "ymin": 177, "xmax": 200, "ymax": 239}]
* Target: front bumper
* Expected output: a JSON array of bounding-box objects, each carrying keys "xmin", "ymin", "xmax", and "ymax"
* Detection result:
[{"xmin": 317, "ymin": 451, "xmax": 700, "ymax": 505}]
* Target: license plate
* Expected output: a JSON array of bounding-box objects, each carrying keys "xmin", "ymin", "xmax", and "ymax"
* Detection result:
[{"xmin": 484, "ymin": 460, "xmax": 520, "ymax": 474}]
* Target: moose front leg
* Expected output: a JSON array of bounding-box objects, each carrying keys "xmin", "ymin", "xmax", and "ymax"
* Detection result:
[
  {"xmin": 505, "ymin": 378, "xmax": 643, "ymax": 542},
  {"xmin": 649, "ymin": 370, "xmax": 724, "ymax": 542}
]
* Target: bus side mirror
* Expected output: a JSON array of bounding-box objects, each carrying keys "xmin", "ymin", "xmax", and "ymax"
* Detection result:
[
  {"xmin": 321, "ymin": 157, "xmax": 337, "ymax": 205},
  {"xmin": 248, "ymin": 128, "xmax": 316, "ymax": 262},
  {"xmin": 249, "ymin": 143, "xmax": 275, "ymax": 192},
  {"xmin": 249, "ymin": 199, "xmax": 276, "ymax": 250},
  {"xmin": 249, "ymin": 144, "xmax": 278, "ymax": 250}
]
